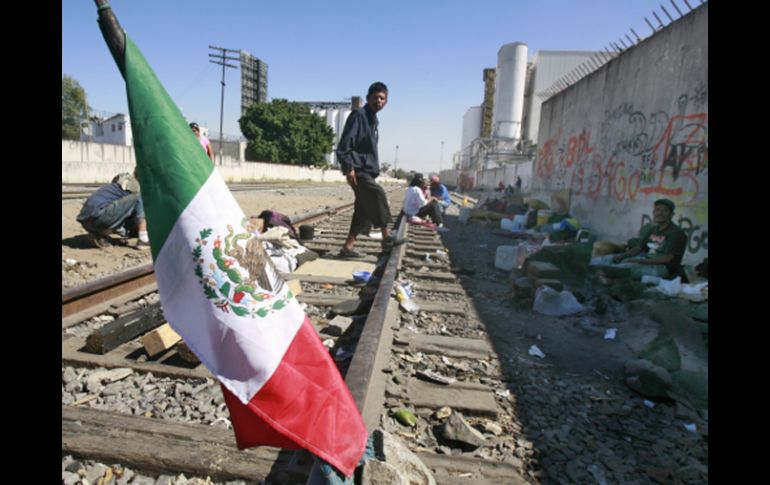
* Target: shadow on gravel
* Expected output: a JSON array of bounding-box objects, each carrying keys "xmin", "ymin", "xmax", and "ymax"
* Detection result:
[
  {"xmin": 62, "ymin": 234, "xmax": 131, "ymax": 250},
  {"xmin": 437, "ymin": 209, "xmax": 708, "ymax": 484}
]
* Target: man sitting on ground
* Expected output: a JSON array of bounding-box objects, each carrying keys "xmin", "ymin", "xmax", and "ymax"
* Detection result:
[
  {"xmin": 404, "ymin": 173, "xmax": 448, "ymax": 232},
  {"xmin": 76, "ymin": 171, "xmax": 149, "ymax": 249},
  {"xmin": 429, "ymin": 175, "xmax": 452, "ymax": 212},
  {"xmin": 592, "ymin": 198, "xmax": 687, "ymax": 279}
]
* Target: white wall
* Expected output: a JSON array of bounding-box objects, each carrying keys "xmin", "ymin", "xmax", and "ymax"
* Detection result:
[{"xmin": 62, "ymin": 140, "xmax": 405, "ymax": 185}]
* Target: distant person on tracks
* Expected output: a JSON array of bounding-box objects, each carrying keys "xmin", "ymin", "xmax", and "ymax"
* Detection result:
[
  {"xmin": 404, "ymin": 173, "xmax": 448, "ymax": 232},
  {"xmin": 189, "ymin": 122, "xmax": 214, "ymax": 162},
  {"xmin": 429, "ymin": 174, "xmax": 452, "ymax": 213},
  {"xmin": 336, "ymin": 81, "xmax": 403, "ymax": 258},
  {"xmin": 76, "ymin": 171, "xmax": 150, "ymax": 249}
]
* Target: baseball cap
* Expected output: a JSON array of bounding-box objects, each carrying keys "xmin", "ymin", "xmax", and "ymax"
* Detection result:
[{"xmin": 654, "ymin": 198, "xmax": 675, "ymax": 212}]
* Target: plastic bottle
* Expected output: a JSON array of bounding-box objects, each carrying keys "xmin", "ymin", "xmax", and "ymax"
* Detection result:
[{"xmin": 395, "ymin": 284, "xmax": 408, "ymax": 302}]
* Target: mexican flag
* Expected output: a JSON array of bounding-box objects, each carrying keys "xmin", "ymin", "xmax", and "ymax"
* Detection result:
[{"xmin": 115, "ymin": 32, "xmax": 367, "ymax": 476}]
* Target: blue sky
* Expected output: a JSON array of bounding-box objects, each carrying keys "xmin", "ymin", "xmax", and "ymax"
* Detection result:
[{"xmin": 63, "ymin": 0, "xmax": 684, "ymax": 174}]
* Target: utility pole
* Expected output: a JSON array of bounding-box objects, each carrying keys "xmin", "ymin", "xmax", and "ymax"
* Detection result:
[
  {"xmin": 208, "ymin": 45, "xmax": 239, "ymax": 166},
  {"xmin": 439, "ymin": 140, "xmax": 444, "ymax": 174},
  {"xmin": 394, "ymin": 145, "xmax": 399, "ymax": 171}
]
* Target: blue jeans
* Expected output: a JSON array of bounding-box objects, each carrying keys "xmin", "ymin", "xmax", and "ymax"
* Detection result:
[
  {"xmin": 590, "ymin": 254, "xmax": 669, "ymax": 279},
  {"xmin": 81, "ymin": 193, "xmax": 144, "ymax": 236}
]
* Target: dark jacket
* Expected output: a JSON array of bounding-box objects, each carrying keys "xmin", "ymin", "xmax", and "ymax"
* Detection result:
[{"xmin": 336, "ymin": 104, "xmax": 380, "ymax": 177}]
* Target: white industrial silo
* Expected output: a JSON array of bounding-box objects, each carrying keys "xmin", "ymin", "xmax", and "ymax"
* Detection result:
[
  {"xmin": 326, "ymin": 109, "xmax": 339, "ymax": 136},
  {"xmin": 337, "ymin": 108, "xmax": 351, "ymax": 135},
  {"xmin": 492, "ymin": 42, "xmax": 528, "ymax": 140},
  {"xmin": 462, "ymin": 106, "xmax": 483, "ymax": 150}
]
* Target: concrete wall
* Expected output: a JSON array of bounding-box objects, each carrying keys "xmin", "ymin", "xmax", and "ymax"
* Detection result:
[
  {"xmin": 210, "ymin": 139, "xmax": 246, "ymax": 161},
  {"xmin": 62, "ymin": 140, "xmax": 366, "ymax": 184},
  {"xmin": 214, "ymin": 161, "xmax": 348, "ymax": 184},
  {"xmin": 532, "ymin": 4, "xmax": 707, "ymax": 265},
  {"xmin": 475, "ymin": 162, "xmax": 532, "ymax": 192},
  {"xmin": 438, "ymin": 169, "xmax": 459, "ymax": 187},
  {"xmin": 453, "ymin": 162, "xmax": 533, "ymax": 194}
]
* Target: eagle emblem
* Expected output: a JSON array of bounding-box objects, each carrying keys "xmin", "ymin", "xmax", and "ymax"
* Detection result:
[{"xmin": 192, "ymin": 219, "xmax": 292, "ymax": 317}]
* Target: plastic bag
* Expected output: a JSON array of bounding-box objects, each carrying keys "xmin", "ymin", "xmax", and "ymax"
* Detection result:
[
  {"xmin": 680, "ymin": 281, "xmax": 708, "ymax": 302},
  {"xmin": 654, "ymin": 276, "xmax": 682, "ymax": 297},
  {"xmin": 516, "ymin": 242, "xmax": 541, "ymax": 268},
  {"xmin": 394, "ymin": 283, "xmax": 419, "ymax": 313},
  {"xmin": 533, "ymin": 286, "xmax": 587, "ymax": 316}
]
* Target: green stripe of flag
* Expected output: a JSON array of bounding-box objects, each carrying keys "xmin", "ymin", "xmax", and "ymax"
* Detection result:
[{"xmin": 124, "ymin": 35, "xmax": 214, "ymax": 260}]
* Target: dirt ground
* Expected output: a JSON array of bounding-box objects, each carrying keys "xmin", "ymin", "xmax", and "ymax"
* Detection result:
[{"xmin": 61, "ymin": 183, "xmax": 354, "ymax": 289}]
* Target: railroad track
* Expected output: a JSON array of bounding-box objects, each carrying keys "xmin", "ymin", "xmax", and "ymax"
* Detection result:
[
  {"xmin": 62, "ymin": 182, "xmax": 341, "ymax": 200},
  {"xmin": 62, "ymin": 189, "xmax": 529, "ymax": 484}
]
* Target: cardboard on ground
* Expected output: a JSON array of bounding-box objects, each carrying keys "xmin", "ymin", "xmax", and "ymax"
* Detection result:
[{"xmin": 293, "ymin": 258, "xmax": 375, "ymax": 279}]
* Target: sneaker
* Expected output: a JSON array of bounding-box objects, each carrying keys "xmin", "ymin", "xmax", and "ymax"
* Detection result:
[
  {"xmin": 437, "ymin": 226, "xmax": 450, "ymax": 233},
  {"xmin": 87, "ymin": 233, "xmax": 111, "ymax": 249},
  {"xmin": 135, "ymin": 239, "xmax": 151, "ymax": 250},
  {"xmin": 339, "ymin": 247, "xmax": 363, "ymax": 259}
]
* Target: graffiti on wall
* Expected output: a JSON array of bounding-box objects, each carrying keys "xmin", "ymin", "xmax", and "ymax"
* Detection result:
[
  {"xmin": 640, "ymin": 213, "xmax": 708, "ymax": 255},
  {"xmin": 535, "ymin": 90, "xmax": 708, "ymax": 204}
]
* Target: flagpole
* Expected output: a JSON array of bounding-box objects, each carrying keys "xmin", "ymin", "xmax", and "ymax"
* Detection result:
[
  {"xmin": 91, "ymin": 3, "xmax": 368, "ymax": 477},
  {"xmin": 93, "ymin": 0, "xmax": 126, "ymax": 79}
]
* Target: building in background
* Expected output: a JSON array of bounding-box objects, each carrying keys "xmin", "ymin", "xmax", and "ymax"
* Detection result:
[
  {"xmin": 521, "ymin": 51, "xmax": 599, "ymax": 145},
  {"xmin": 240, "ymin": 51, "xmax": 268, "ymax": 117},
  {"xmin": 303, "ymin": 100, "xmax": 353, "ymax": 166},
  {"xmin": 81, "ymin": 113, "xmax": 132, "ymax": 146},
  {"xmin": 459, "ymin": 46, "xmax": 599, "ymax": 173}
]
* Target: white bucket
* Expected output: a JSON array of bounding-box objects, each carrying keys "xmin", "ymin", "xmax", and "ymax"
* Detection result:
[
  {"xmin": 495, "ymin": 245, "xmax": 519, "ymax": 271},
  {"xmin": 501, "ymin": 215, "xmax": 527, "ymax": 232},
  {"xmin": 458, "ymin": 207, "xmax": 472, "ymax": 223}
]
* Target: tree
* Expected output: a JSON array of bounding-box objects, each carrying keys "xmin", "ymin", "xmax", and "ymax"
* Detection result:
[
  {"xmin": 62, "ymin": 75, "xmax": 89, "ymax": 140},
  {"xmin": 239, "ymin": 99, "xmax": 334, "ymax": 167},
  {"xmin": 392, "ymin": 168, "xmax": 410, "ymax": 181}
]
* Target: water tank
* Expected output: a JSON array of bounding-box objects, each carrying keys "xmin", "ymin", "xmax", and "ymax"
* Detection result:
[
  {"xmin": 492, "ymin": 42, "xmax": 528, "ymax": 140},
  {"xmin": 462, "ymin": 106, "xmax": 483, "ymax": 149}
]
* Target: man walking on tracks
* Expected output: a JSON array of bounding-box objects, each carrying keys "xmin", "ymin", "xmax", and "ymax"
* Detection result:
[{"xmin": 336, "ymin": 81, "xmax": 403, "ymax": 258}]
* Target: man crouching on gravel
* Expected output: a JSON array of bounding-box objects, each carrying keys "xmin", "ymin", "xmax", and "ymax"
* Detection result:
[{"xmin": 76, "ymin": 171, "xmax": 150, "ymax": 250}]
